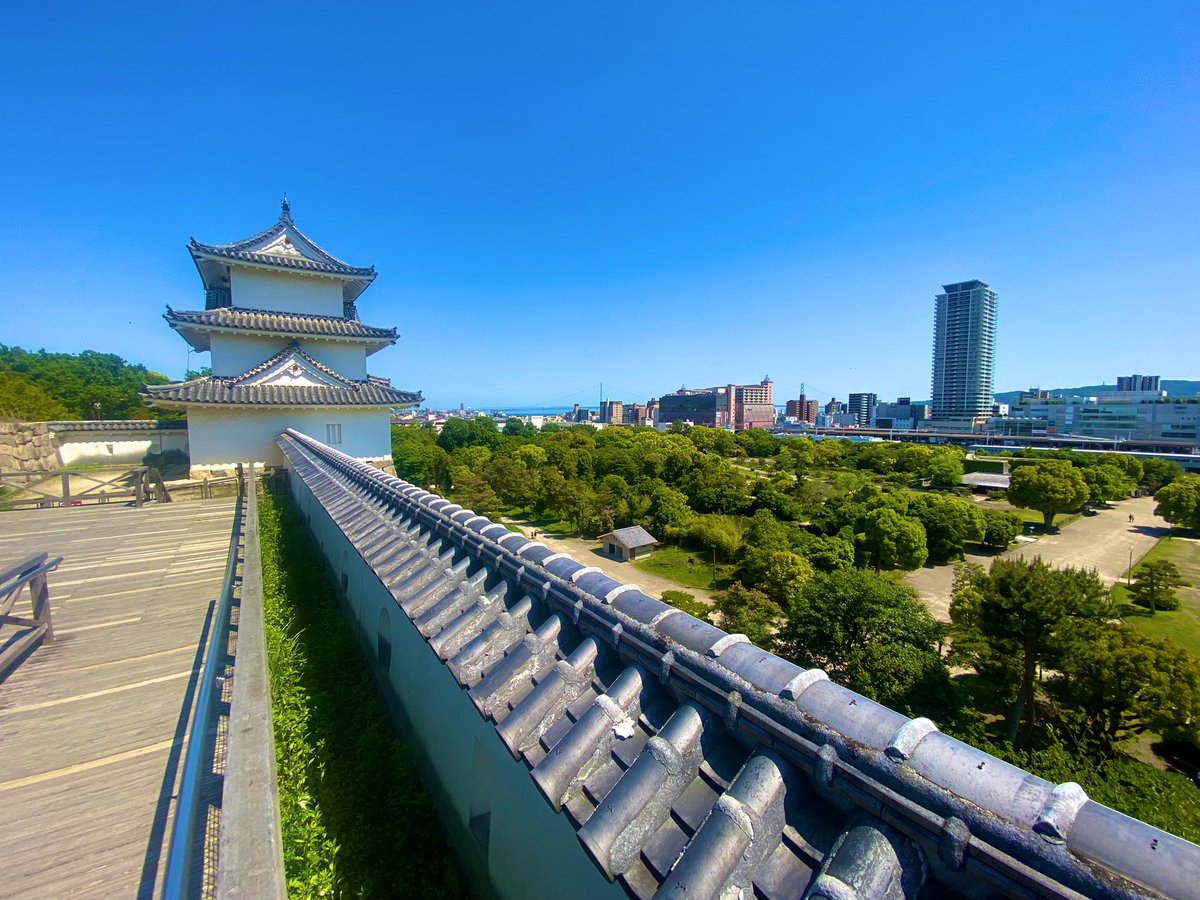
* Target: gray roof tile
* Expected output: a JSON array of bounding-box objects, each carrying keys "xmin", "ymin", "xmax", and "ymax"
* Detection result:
[
  {"xmin": 164, "ymin": 306, "xmax": 397, "ymax": 345},
  {"xmin": 276, "ymin": 427, "xmax": 1200, "ymax": 899},
  {"xmin": 598, "ymin": 525, "xmax": 659, "ymax": 549},
  {"xmin": 143, "ymin": 342, "xmax": 420, "ymax": 408}
]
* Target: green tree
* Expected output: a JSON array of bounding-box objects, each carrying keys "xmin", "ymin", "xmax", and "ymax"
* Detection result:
[
  {"xmin": 437, "ymin": 416, "xmax": 501, "ymax": 452},
  {"xmin": 797, "ymin": 532, "xmax": 856, "ymax": 572},
  {"xmin": 862, "ymin": 508, "xmax": 928, "ymax": 571},
  {"xmin": 737, "ymin": 548, "xmax": 814, "ymax": 604},
  {"xmin": 1155, "ymin": 475, "xmax": 1200, "ymax": 530},
  {"xmin": 1008, "ymin": 459, "xmax": 1090, "ymax": 528},
  {"xmin": 711, "ymin": 583, "xmax": 781, "ymax": 650},
  {"xmin": 646, "ymin": 482, "xmax": 694, "ymax": 534},
  {"xmin": 751, "ymin": 477, "xmax": 804, "ymax": 520},
  {"xmin": 949, "ymin": 557, "xmax": 1109, "ymax": 746},
  {"xmin": 685, "ymin": 426, "xmax": 738, "ymax": 456},
  {"xmin": 1141, "ymin": 458, "xmax": 1183, "ymax": 493},
  {"xmin": 660, "ymin": 590, "xmax": 713, "ymax": 621},
  {"xmin": 735, "ymin": 427, "xmax": 779, "ymax": 458},
  {"xmin": 681, "ymin": 455, "xmax": 751, "ymax": 514},
  {"xmin": 926, "ymin": 453, "xmax": 965, "ymax": 488},
  {"xmin": 1129, "ymin": 559, "xmax": 1190, "ymax": 614},
  {"xmin": 742, "ymin": 509, "xmax": 791, "ymax": 553},
  {"xmin": 391, "ymin": 425, "xmax": 450, "ymax": 489},
  {"xmin": 1053, "ymin": 626, "xmax": 1200, "ymax": 752},
  {"xmin": 0, "ymin": 345, "xmax": 174, "ymax": 420},
  {"xmin": 503, "ymin": 417, "xmax": 538, "ymax": 438},
  {"xmin": 1097, "ymin": 452, "xmax": 1143, "ymax": 486},
  {"xmin": 1082, "ymin": 463, "xmax": 1135, "ymax": 503},
  {"xmin": 776, "ymin": 569, "xmax": 954, "ymax": 718},
  {"xmin": 0, "ymin": 368, "xmax": 72, "ymax": 420},
  {"xmin": 908, "ymin": 493, "xmax": 985, "ymax": 562},
  {"xmin": 980, "ymin": 509, "xmax": 1023, "ymax": 549}
]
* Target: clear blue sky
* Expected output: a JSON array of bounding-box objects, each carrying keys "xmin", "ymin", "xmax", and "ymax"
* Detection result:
[{"xmin": 2, "ymin": 3, "xmax": 1196, "ymax": 409}]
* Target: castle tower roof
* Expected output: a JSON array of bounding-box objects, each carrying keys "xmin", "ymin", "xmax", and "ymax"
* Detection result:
[{"xmin": 188, "ymin": 198, "xmax": 377, "ymax": 304}]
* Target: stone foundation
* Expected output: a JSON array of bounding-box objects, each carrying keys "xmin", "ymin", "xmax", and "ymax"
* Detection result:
[{"xmin": 0, "ymin": 422, "xmax": 60, "ymax": 472}]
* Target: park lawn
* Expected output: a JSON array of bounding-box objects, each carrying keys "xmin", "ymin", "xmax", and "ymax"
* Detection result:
[
  {"xmin": 984, "ymin": 498, "xmax": 1080, "ymax": 531},
  {"xmin": 1119, "ymin": 533, "xmax": 1200, "ymax": 658},
  {"xmin": 634, "ymin": 545, "xmax": 736, "ymax": 592},
  {"xmin": 492, "ymin": 507, "xmax": 577, "ymax": 540}
]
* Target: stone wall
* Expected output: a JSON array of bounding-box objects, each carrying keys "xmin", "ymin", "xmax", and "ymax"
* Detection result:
[{"xmin": 0, "ymin": 422, "xmax": 59, "ymax": 472}]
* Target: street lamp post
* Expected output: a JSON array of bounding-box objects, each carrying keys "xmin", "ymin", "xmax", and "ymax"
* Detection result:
[
  {"xmin": 1129, "ymin": 547, "xmax": 1134, "ymax": 588},
  {"xmin": 710, "ymin": 543, "xmax": 718, "ymax": 588}
]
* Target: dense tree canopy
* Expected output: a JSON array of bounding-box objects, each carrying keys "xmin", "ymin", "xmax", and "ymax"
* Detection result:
[
  {"xmin": 776, "ymin": 569, "xmax": 953, "ymax": 718},
  {"xmin": 0, "ymin": 368, "xmax": 71, "ymax": 420},
  {"xmin": 1053, "ymin": 626, "xmax": 1200, "ymax": 751},
  {"xmin": 0, "ymin": 344, "xmax": 175, "ymax": 420}
]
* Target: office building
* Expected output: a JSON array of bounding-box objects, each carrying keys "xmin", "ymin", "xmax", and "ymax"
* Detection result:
[
  {"xmin": 847, "ymin": 392, "xmax": 877, "ymax": 427},
  {"xmin": 600, "ymin": 400, "xmax": 624, "ymax": 425},
  {"xmin": 1116, "ymin": 374, "xmax": 1161, "ymax": 393},
  {"xmin": 930, "ymin": 280, "xmax": 997, "ymax": 427},
  {"xmin": 785, "ymin": 395, "xmax": 819, "ymax": 424},
  {"xmin": 656, "ymin": 377, "xmax": 774, "ymax": 431},
  {"xmin": 873, "ymin": 398, "xmax": 929, "ymax": 431}
]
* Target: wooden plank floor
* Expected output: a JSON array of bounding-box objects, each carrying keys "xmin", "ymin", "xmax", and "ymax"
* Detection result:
[{"xmin": 0, "ymin": 498, "xmax": 238, "ymax": 900}]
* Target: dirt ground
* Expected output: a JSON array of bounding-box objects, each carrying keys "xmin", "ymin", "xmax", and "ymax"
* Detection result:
[{"xmin": 906, "ymin": 496, "xmax": 1169, "ymax": 622}]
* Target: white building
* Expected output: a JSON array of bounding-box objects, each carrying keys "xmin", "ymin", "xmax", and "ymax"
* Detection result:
[
  {"xmin": 930, "ymin": 280, "xmax": 997, "ymax": 428},
  {"xmin": 145, "ymin": 199, "xmax": 420, "ymax": 470}
]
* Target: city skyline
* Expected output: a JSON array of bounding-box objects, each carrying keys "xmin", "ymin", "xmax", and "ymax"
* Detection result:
[{"xmin": 2, "ymin": 5, "xmax": 1197, "ymax": 409}]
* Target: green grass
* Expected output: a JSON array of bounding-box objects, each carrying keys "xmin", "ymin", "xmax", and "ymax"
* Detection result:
[
  {"xmin": 1118, "ymin": 534, "xmax": 1200, "ymax": 658},
  {"xmin": 633, "ymin": 545, "xmax": 736, "ymax": 591},
  {"xmin": 984, "ymin": 498, "xmax": 1080, "ymax": 531},
  {"xmin": 259, "ymin": 492, "xmax": 470, "ymax": 898}
]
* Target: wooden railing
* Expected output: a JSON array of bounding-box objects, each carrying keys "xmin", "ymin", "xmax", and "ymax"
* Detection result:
[
  {"xmin": 0, "ymin": 466, "xmax": 172, "ymax": 509},
  {"xmin": 0, "ymin": 552, "xmax": 62, "ymax": 681},
  {"xmin": 161, "ymin": 463, "xmax": 286, "ymax": 900}
]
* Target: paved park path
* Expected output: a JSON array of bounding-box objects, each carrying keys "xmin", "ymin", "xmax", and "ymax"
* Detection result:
[
  {"xmin": 907, "ymin": 496, "xmax": 1170, "ymax": 622},
  {"xmin": 499, "ymin": 518, "xmax": 716, "ymax": 604}
]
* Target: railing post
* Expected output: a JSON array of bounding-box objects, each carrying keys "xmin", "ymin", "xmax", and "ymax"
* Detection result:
[
  {"xmin": 31, "ymin": 568, "xmax": 54, "ymax": 643},
  {"xmin": 135, "ymin": 471, "xmax": 144, "ymax": 507},
  {"xmin": 61, "ymin": 473, "xmax": 70, "ymax": 508}
]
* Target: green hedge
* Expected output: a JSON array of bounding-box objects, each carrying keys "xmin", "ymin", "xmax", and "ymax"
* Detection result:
[
  {"xmin": 963, "ymin": 458, "xmax": 1006, "ymax": 475},
  {"xmin": 259, "ymin": 492, "xmax": 470, "ymax": 898}
]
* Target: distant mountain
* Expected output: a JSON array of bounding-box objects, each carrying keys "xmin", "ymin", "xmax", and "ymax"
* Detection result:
[{"xmin": 994, "ymin": 380, "xmax": 1200, "ymax": 404}]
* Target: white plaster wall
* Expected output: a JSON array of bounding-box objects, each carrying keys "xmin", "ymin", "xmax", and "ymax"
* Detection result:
[
  {"xmin": 56, "ymin": 432, "xmax": 189, "ymax": 466},
  {"xmin": 209, "ymin": 333, "xmax": 290, "ymax": 376},
  {"xmin": 303, "ymin": 342, "xmax": 368, "ymax": 380},
  {"xmin": 210, "ymin": 334, "xmax": 368, "ymax": 380},
  {"xmin": 231, "ymin": 267, "xmax": 344, "ymax": 317},
  {"xmin": 287, "ymin": 471, "xmax": 624, "ymax": 900},
  {"xmin": 188, "ymin": 407, "xmax": 390, "ymax": 469}
]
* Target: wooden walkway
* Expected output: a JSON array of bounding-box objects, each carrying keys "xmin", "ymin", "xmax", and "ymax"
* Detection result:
[{"xmin": 0, "ymin": 498, "xmax": 238, "ymax": 899}]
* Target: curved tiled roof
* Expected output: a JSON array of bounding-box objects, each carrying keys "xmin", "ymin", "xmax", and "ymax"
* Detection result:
[
  {"xmin": 189, "ymin": 243, "xmax": 375, "ymax": 278},
  {"xmin": 188, "ymin": 200, "xmax": 376, "ymax": 303},
  {"xmin": 143, "ymin": 345, "xmax": 420, "ymax": 408},
  {"xmin": 276, "ymin": 428, "xmax": 1200, "ymax": 900},
  {"xmin": 164, "ymin": 307, "xmax": 397, "ymax": 344},
  {"xmin": 143, "ymin": 380, "xmax": 420, "ymax": 408},
  {"xmin": 45, "ymin": 419, "xmax": 186, "ymax": 432}
]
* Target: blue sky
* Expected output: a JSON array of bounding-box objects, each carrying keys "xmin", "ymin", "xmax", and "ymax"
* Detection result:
[{"xmin": 2, "ymin": 3, "xmax": 1197, "ymax": 409}]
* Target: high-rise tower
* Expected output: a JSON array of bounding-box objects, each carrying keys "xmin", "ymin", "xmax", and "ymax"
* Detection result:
[{"xmin": 930, "ymin": 280, "xmax": 997, "ymax": 426}]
